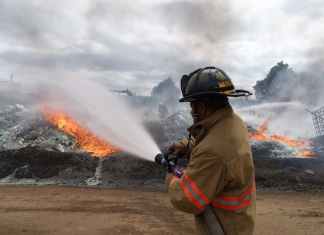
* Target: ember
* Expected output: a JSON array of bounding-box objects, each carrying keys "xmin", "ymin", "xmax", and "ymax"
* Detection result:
[
  {"xmin": 249, "ymin": 120, "xmax": 316, "ymax": 158},
  {"xmin": 41, "ymin": 107, "xmax": 119, "ymax": 157}
]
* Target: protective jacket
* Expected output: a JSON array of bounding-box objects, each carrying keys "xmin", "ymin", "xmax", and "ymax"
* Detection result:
[{"xmin": 167, "ymin": 106, "xmax": 256, "ymax": 235}]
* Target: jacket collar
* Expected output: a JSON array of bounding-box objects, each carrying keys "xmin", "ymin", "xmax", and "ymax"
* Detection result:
[{"xmin": 188, "ymin": 106, "xmax": 233, "ymax": 141}]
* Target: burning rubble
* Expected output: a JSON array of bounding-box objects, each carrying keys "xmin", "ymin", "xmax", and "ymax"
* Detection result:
[
  {"xmin": 0, "ymin": 104, "xmax": 166, "ymax": 187},
  {"xmin": 0, "ymin": 104, "xmax": 76, "ymax": 152},
  {"xmin": 41, "ymin": 106, "xmax": 119, "ymax": 157},
  {"xmin": 0, "ymin": 101, "xmax": 323, "ymax": 191},
  {"xmin": 0, "ymin": 70, "xmax": 324, "ymax": 190},
  {"xmin": 249, "ymin": 119, "xmax": 316, "ymax": 158}
]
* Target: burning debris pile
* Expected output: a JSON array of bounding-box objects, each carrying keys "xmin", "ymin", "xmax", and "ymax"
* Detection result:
[
  {"xmin": 0, "ymin": 104, "xmax": 76, "ymax": 152},
  {"xmin": 0, "ymin": 104, "xmax": 121, "ymax": 157},
  {"xmin": 243, "ymin": 60, "xmax": 324, "ymax": 190},
  {"xmin": 0, "ymin": 66, "xmax": 324, "ymax": 191},
  {"xmin": 42, "ymin": 107, "xmax": 119, "ymax": 157},
  {"xmin": 249, "ymin": 120, "xmax": 316, "ymax": 158},
  {"xmin": 0, "ymin": 104, "xmax": 96, "ymax": 185},
  {"xmin": 0, "ymin": 101, "xmax": 324, "ymax": 190},
  {"xmin": 0, "ymin": 104, "xmax": 165, "ymax": 187},
  {"xmin": 0, "ymin": 78, "xmax": 182, "ymax": 187},
  {"xmin": 248, "ymin": 120, "xmax": 324, "ymax": 190}
]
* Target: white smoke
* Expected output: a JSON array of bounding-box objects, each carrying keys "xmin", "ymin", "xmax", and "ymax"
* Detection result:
[
  {"xmin": 245, "ymin": 55, "xmax": 324, "ymax": 140},
  {"xmin": 236, "ymin": 101, "xmax": 314, "ymax": 138}
]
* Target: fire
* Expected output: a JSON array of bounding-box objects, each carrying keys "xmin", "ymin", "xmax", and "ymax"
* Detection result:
[
  {"xmin": 249, "ymin": 120, "xmax": 316, "ymax": 158},
  {"xmin": 42, "ymin": 107, "xmax": 119, "ymax": 157},
  {"xmin": 297, "ymin": 150, "xmax": 317, "ymax": 157},
  {"xmin": 249, "ymin": 120, "xmax": 270, "ymax": 141}
]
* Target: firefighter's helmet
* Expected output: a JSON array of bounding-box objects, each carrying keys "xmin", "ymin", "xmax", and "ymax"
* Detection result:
[{"xmin": 179, "ymin": 66, "xmax": 252, "ymax": 102}]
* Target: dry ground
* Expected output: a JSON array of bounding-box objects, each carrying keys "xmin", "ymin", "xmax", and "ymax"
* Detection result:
[{"xmin": 0, "ymin": 186, "xmax": 323, "ymax": 235}]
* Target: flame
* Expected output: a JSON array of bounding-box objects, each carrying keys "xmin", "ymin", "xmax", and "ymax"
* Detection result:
[
  {"xmin": 249, "ymin": 120, "xmax": 270, "ymax": 141},
  {"xmin": 249, "ymin": 120, "xmax": 316, "ymax": 158},
  {"xmin": 297, "ymin": 150, "xmax": 317, "ymax": 158},
  {"xmin": 41, "ymin": 107, "xmax": 119, "ymax": 157}
]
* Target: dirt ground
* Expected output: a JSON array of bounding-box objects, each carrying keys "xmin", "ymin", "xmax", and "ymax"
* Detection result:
[{"xmin": 0, "ymin": 186, "xmax": 323, "ymax": 235}]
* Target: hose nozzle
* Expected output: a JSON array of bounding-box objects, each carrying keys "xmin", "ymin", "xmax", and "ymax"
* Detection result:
[
  {"xmin": 155, "ymin": 153, "xmax": 169, "ymax": 167},
  {"xmin": 154, "ymin": 153, "xmax": 182, "ymax": 177}
]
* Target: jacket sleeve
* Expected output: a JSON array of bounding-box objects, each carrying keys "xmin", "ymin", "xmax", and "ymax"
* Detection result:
[
  {"xmin": 173, "ymin": 138, "xmax": 195, "ymax": 157},
  {"xmin": 177, "ymin": 137, "xmax": 195, "ymax": 148},
  {"xmin": 167, "ymin": 153, "xmax": 226, "ymax": 214}
]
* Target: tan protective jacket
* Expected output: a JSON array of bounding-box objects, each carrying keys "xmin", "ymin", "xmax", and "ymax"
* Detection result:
[{"xmin": 167, "ymin": 106, "xmax": 256, "ymax": 235}]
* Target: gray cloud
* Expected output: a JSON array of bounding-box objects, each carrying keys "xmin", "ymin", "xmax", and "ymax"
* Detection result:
[
  {"xmin": 283, "ymin": 0, "xmax": 324, "ymax": 19},
  {"xmin": 0, "ymin": 0, "xmax": 72, "ymax": 48},
  {"xmin": 158, "ymin": 0, "xmax": 239, "ymax": 43},
  {"xmin": 0, "ymin": 0, "xmax": 323, "ymax": 94},
  {"xmin": 86, "ymin": 0, "xmax": 141, "ymax": 22},
  {"xmin": 0, "ymin": 0, "xmax": 210, "ymax": 88},
  {"xmin": 0, "ymin": 40, "xmax": 201, "ymax": 74}
]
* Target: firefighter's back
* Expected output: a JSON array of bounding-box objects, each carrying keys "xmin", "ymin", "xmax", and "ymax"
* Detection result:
[{"xmin": 193, "ymin": 109, "xmax": 256, "ymax": 235}]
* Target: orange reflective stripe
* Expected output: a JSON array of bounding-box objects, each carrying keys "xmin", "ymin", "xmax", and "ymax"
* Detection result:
[
  {"xmin": 179, "ymin": 180, "xmax": 204, "ymax": 210},
  {"xmin": 216, "ymin": 185, "xmax": 254, "ymax": 202},
  {"xmin": 212, "ymin": 199, "xmax": 252, "ymax": 211},
  {"xmin": 212, "ymin": 182, "xmax": 255, "ymax": 211},
  {"xmin": 176, "ymin": 174, "xmax": 211, "ymax": 210},
  {"xmin": 183, "ymin": 175, "xmax": 210, "ymax": 204}
]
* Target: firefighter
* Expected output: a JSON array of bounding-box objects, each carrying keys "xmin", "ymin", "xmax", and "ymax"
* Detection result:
[{"xmin": 166, "ymin": 67, "xmax": 256, "ymax": 235}]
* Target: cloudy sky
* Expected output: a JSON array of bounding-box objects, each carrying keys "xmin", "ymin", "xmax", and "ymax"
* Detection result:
[{"xmin": 0, "ymin": 0, "xmax": 323, "ymax": 94}]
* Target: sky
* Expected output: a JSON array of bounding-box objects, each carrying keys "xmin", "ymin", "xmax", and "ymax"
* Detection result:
[{"xmin": 0, "ymin": 0, "xmax": 323, "ymax": 95}]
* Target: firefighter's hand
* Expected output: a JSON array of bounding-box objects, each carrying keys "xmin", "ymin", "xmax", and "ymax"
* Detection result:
[{"xmin": 168, "ymin": 142, "xmax": 187, "ymax": 156}]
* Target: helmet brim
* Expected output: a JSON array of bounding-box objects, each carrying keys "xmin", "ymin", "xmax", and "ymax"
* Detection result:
[{"xmin": 179, "ymin": 89, "xmax": 252, "ymax": 102}]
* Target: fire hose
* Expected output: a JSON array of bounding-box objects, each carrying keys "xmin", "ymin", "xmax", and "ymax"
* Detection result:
[{"xmin": 155, "ymin": 152, "xmax": 225, "ymax": 235}]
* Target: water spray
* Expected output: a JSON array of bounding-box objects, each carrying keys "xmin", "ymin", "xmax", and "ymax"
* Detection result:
[{"xmin": 39, "ymin": 77, "xmax": 161, "ymax": 161}]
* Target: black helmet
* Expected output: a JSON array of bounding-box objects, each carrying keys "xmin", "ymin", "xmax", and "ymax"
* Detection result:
[{"xmin": 179, "ymin": 66, "xmax": 252, "ymax": 102}]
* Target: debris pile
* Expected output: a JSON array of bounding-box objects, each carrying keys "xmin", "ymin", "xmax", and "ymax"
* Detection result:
[
  {"xmin": 42, "ymin": 107, "xmax": 119, "ymax": 157},
  {"xmin": 249, "ymin": 120, "xmax": 316, "ymax": 158},
  {"xmin": 0, "ymin": 147, "xmax": 97, "ymax": 185},
  {"xmin": 0, "ymin": 96, "xmax": 323, "ymax": 191},
  {"xmin": 0, "ymin": 104, "xmax": 76, "ymax": 152},
  {"xmin": 0, "ymin": 104, "xmax": 166, "ymax": 188},
  {"xmin": 254, "ymin": 153, "xmax": 324, "ymax": 191}
]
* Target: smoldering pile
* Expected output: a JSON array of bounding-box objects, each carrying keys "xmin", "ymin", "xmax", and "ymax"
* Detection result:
[
  {"xmin": 0, "ymin": 101, "xmax": 323, "ymax": 191},
  {"xmin": 0, "ymin": 104, "xmax": 167, "ymax": 188},
  {"xmin": 0, "ymin": 78, "xmax": 186, "ymax": 188},
  {"xmin": 0, "ymin": 78, "xmax": 187, "ymax": 188},
  {"xmin": 1, "ymin": 75, "xmax": 324, "ymax": 191},
  {"xmin": 0, "ymin": 104, "xmax": 76, "ymax": 152}
]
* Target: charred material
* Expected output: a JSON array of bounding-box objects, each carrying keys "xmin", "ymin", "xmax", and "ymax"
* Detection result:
[
  {"xmin": 0, "ymin": 147, "xmax": 97, "ymax": 184},
  {"xmin": 1, "ymin": 100, "xmax": 324, "ymax": 191},
  {"xmin": 100, "ymin": 153, "xmax": 165, "ymax": 189},
  {"xmin": 254, "ymin": 153, "xmax": 324, "ymax": 191},
  {"xmin": 0, "ymin": 147, "xmax": 165, "ymax": 189}
]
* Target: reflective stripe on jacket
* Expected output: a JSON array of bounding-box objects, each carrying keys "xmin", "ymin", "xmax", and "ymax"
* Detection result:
[{"xmin": 167, "ymin": 106, "xmax": 256, "ymax": 235}]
